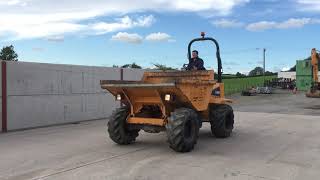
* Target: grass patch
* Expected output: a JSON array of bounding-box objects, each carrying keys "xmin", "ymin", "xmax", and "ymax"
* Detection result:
[{"xmin": 223, "ymin": 75, "xmax": 276, "ymax": 95}]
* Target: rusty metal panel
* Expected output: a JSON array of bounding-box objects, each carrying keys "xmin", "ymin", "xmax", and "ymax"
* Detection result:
[{"xmin": 177, "ymin": 83, "xmax": 213, "ymax": 111}]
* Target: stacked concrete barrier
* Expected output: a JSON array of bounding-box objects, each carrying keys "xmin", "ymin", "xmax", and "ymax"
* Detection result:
[
  {"xmin": 123, "ymin": 68, "xmax": 145, "ymax": 81},
  {"xmin": 1, "ymin": 61, "xmax": 145, "ymax": 131},
  {"xmin": 0, "ymin": 62, "xmax": 2, "ymax": 131}
]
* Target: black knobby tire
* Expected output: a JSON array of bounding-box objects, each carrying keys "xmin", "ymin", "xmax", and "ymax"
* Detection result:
[
  {"xmin": 166, "ymin": 108, "xmax": 199, "ymax": 152},
  {"xmin": 209, "ymin": 104, "xmax": 234, "ymax": 138},
  {"xmin": 107, "ymin": 107, "xmax": 139, "ymax": 145}
]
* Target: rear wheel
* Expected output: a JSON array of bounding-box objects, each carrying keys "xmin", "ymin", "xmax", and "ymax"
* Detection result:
[
  {"xmin": 166, "ymin": 108, "xmax": 199, "ymax": 152},
  {"xmin": 107, "ymin": 107, "xmax": 139, "ymax": 145},
  {"xmin": 209, "ymin": 104, "xmax": 234, "ymax": 138}
]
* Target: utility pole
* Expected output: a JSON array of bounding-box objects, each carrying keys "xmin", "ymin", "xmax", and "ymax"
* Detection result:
[{"xmin": 263, "ymin": 48, "xmax": 266, "ymax": 84}]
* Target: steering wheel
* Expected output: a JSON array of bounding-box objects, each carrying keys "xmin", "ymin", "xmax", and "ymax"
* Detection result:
[{"xmin": 181, "ymin": 63, "xmax": 189, "ymax": 71}]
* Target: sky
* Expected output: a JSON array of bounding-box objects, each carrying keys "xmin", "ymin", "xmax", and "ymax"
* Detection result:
[{"xmin": 0, "ymin": 0, "xmax": 320, "ymax": 74}]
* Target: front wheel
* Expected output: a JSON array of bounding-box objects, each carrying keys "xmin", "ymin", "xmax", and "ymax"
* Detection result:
[
  {"xmin": 209, "ymin": 104, "xmax": 234, "ymax": 138},
  {"xmin": 166, "ymin": 108, "xmax": 200, "ymax": 152},
  {"xmin": 107, "ymin": 107, "xmax": 139, "ymax": 145}
]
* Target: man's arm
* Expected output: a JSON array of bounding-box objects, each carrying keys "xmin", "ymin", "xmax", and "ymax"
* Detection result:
[
  {"xmin": 186, "ymin": 63, "xmax": 192, "ymax": 70},
  {"xmin": 186, "ymin": 59, "xmax": 193, "ymax": 70},
  {"xmin": 196, "ymin": 58, "xmax": 206, "ymax": 70}
]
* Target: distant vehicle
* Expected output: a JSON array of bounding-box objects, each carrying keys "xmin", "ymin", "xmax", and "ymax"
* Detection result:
[{"xmin": 241, "ymin": 86, "xmax": 272, "ymax": 96}]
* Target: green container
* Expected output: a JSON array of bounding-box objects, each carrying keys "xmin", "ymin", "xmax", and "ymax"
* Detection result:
[
  {"xmin": 296, "ymin": 75, "xmax": 312, "ymax": 91},
  {"xmin": 296, "ymin": 60, "xmax": 312, "ymax": 76},
  {"xmin": 296, "ymin": 60, "xmax": 312, "ymax": 91}
]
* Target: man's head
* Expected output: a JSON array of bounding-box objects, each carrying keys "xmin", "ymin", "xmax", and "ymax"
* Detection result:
[{"xmin": 192, "ymin": 50, "xmax": 198, "ymax": 59}]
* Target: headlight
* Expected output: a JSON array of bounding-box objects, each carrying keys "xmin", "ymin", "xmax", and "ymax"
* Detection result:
[
  {"xmin": 116, "ymin": 94, "xmax": 122, "ymax": 101},
  {"xmin": 212, "ymin": 88, "xmax": 221, "ymax": 96},
  {"xmin": 164, "ymin": 94, "xmax": 171, "ymax": 101}
]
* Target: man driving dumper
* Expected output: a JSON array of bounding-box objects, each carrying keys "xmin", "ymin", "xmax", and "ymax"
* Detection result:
[{"xmin": 186, "ymin": 50, "xmax": 206, "ymax": 70}]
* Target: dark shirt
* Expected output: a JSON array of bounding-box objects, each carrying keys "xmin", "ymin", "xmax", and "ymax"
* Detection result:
[{"xmin": 187, "ymin": 57, "xmax": 206, "ymax": 70}]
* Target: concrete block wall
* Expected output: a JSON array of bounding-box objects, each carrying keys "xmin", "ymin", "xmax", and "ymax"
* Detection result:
[
  {"xmin": 123, "ymin": 68, "xmax": 145, "ymax": 80},
  {"xmin": 2, "ymin": 61, "xmax": 145, "ymax": 131},
  {"xmin": 0, "ymin": 62, "xmax": 2, "ymax": 131}
]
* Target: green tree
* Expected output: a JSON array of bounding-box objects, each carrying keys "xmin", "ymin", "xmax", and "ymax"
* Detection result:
[
  {"xmin": 249, "ymin": 67, "xmax": 264, "ymax": 76},
  {"xmin": 265, "ymin": 71, "xmax": 276, "ymax": 76},
  {"xmin": 121, "ymin": 62, "xmax": 142, "ymax": 69},
  {"xmin": 235, "ymin": 72, "xmax": 246, "ymax": 77},
  {"xmin": 153, "ymin": 63, "xmax": 176, "ymax": 71},
  {"xmin": 288, "ymin": 65, "xmax": 296, "ymax": 72},
  {"xmin": 0, "ymin": 45, "xmax": 18, "ymax": 61}
]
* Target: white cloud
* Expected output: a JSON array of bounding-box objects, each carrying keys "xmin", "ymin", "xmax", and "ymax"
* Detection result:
[
  {"xmin": 246, "ymin": 18, "xmax": 320, "ymax": 31},
  {"xmin": 281, "ymin": 67, "xmax": 290, "ymax": 71},
  {"xmin": 92, "ymin": 15, "xmax": 155, "ymax": 35},
  {"xmin": 246, "ymin": 21, "xmax": 277, "ymax": 31},
  {"xmin": 3, "ymin": 0, "xmax": 27, "ymax": 6},
  {"xmin": 111, "ymin": 32, "xmax": 143, "ymax": 44},
  {"xmin": 167, "ymin": 0, "xmax": 249, "ymax": 15},
  {"xmin": 112, "ymin": 32, "xmax": 174, "ymax": 43},
  {"xmin": 277, "ymin": 18, "xmax": 313, "ymax": 29},
  {"xmin": 0, "ymin": 0, "xmax": 248, "ymax": 40},
  {"xmin": 0, "ymin": 21, "xmax": 86, "ymax": 40},
  {"xmin": 296, "ymin": 0, "xmax": 320, "ymax": 11},
  {"xmin": 212, "ymin": 19, "xmax": 244, "ymax": 28},
  {"xmin": 145, "ymin": 32, "xmax": 172, "ymax": 42},
  {"xmin": 0, "ymin": 0, "xmax": 248, "ymax": 15},
  {"xmin": 0, "ymin": 15, "xmax": 154, "ymax": 40}
]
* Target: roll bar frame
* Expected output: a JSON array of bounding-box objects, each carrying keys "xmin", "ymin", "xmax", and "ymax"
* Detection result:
[{"xmin": 188, "ymin": 35, "xmax": 222, "ymax": 83}]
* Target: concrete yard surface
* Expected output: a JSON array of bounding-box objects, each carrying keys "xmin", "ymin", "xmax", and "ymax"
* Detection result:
[
  {"xmin": 231, "ymin": 90, "xmax": 320, "ymax": 116},
  {"xmin": 1, "ymin": 111, "xmax": 320, "ymax": 180}
]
